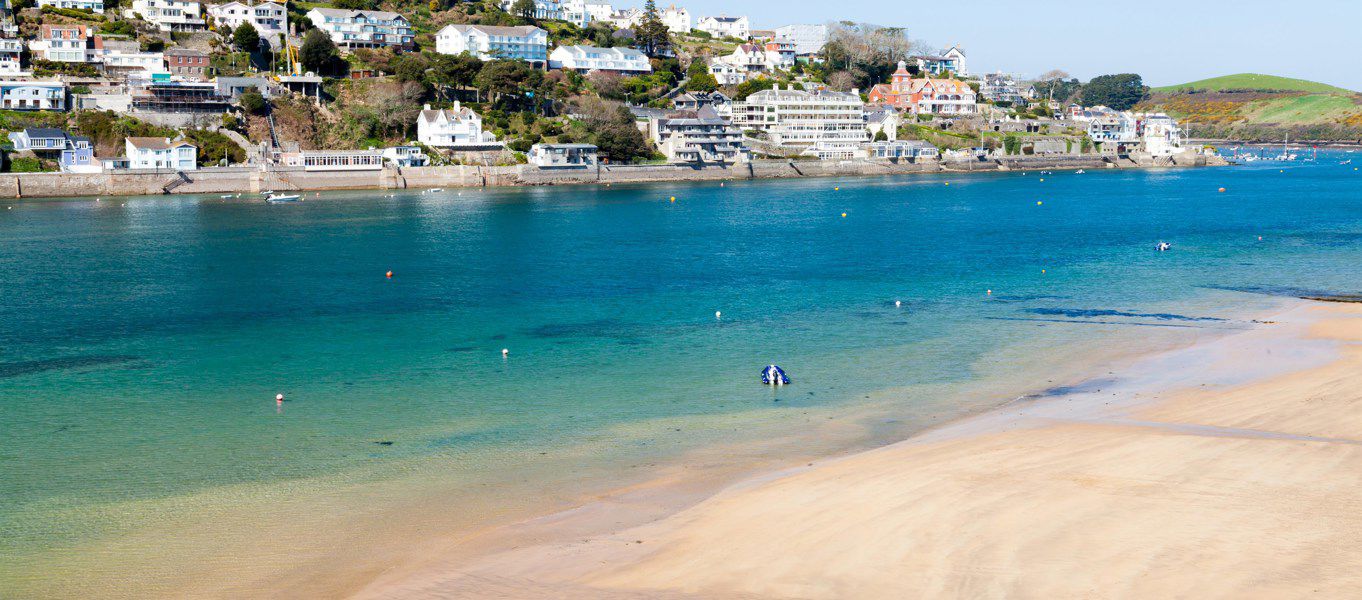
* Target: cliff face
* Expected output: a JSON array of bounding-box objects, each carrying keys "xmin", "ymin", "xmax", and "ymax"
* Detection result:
[{"xmin": 1139, "ymin": 90, "xmax": 1362, "ymax": 142}]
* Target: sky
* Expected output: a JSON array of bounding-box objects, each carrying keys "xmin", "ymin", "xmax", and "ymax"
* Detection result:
[{"xmin": 664, "ymin": 0, "xmax": 1362, "ymax": 91}]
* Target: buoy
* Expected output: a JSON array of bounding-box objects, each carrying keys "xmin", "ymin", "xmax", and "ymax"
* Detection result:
[
  {"xmin": 944, "ymin": 182, "xmax": 950, "ymax": 186},
  {"xmin": 276, "ymin": 393, "xmax": 284, "ymax": 403},
  {"xmin": 501, "ymin": 348, "xmax": 509, "ymax": 356},
  {"xmin": 715, "ymin": 310, "xmax": 722, "ymax": 319},
  {"xmin": 1042, "ymin": 269, "xmax": 1046, "ymax": 274},
  {"xmin": 1036, "ymin": 201, "xmax": 1043, "ymax": 205},
  {"xmin": 669, "ymin": 196, "xmax": 675, "ymax": 202},
  {"xmin": 720, "ymin": 182, "xmax": 725, "ymax": 187},
  {"xmin": 834, "ymin": 187, "xmax": 840, "ymax": 191},
  {"xmin": 1040, "ymin": 178, "xmax": 1044, "ymax": 182},
  {"xmin": 385, "ymin": 270, "xmax": 393, "ymax": 278},
  {"xmin": 986, "ymin": 289, "xmax": 992, "ymax": 295},
  {"xmin": 1258, "ymin": 236, "xmax": 1263, "ymax": 241},
  {"xmin": 894, "ymin": 300, "xmax": 901, "ymax": 307},
  {"xmin": 841, "ymin": 212, "xmax": 847, "ymax": 218}
]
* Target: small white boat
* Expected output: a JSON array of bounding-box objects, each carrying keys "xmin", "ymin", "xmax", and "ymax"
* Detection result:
[
  {"xmin": 1075, "ymin": 169, "xmax": 1085, "ymax": 174},
  {"xmin": 265, "ymin": 193, "xmax": 301, "ymax": 204},
  {"xmin": 220, "ymin": 195, "xmax": 233, "ymax": 199},
  {"xmin": 431, "ymin": 188, "xmax": 444, "ymax": 193}
]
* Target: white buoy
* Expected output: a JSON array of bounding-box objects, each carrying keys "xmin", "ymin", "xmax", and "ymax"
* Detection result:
[
  {"xmin": 501, "ymin": 348, "xmax": 509, "ymax": 357},
  {"xmin": 715, "ymin": 311, "xmax": 722, "ymax": 319},
  {"xmin": 275, "ymin": 393, "xmax": 284, "ymax": 403},
  {"xmin": 894, "ymin": 300, "xmax": 901, "ymax": 307}
]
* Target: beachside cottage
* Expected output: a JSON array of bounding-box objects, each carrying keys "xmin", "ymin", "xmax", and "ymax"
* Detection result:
[
  {"xmin": 528, "ymin": 143, "xmax": 597, "ymax": 168},
  {"xmin": 435, "ymin": 24, "xmax": 548, "ymax": 66},
  {"xmin": 416, "ymin": 102, "xmax": 499, "ymax": 148},
  {"xmin": 124, "ymin": 137, "xmax": 198, "ymax": 170},
  {"xmin": 8, "ymin": 127, "xmax": 98, "ymax": 171},
  {"xmin": 1140, "ymin": 113, "xmax": 1183, "ymax": 157},
  {"xmin": 731, "ymin": 85, "xmax": 868, "ymax": 159},
  {"xmin": 650, "ymin": 106, "xmax": 749, "ymax": 164},
  {"xmin": 548, "ymin": 45, "xmax": 651, "ymax": 74}
]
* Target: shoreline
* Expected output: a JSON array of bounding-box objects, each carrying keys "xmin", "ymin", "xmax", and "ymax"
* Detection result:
[
  {"xmin": 0, "ymin": 153, "xmax": 1226, "ymax": 200},
  {"xmin": 354, "ymin": 298, "xmax": 1362, "ymax": 599}
]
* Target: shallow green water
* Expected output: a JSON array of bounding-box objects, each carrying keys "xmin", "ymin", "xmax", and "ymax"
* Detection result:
[{"xmin": 2, "ymin": 154, "xmax": 1360, "ymax": 591}]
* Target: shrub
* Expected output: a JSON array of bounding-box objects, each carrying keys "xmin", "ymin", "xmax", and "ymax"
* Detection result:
[
  {"xmin": 238, "ymin": 89, "xmax": 267, "ymax": 115},
  {"xmin": 8, "ymin": 156, "xmax": 44, "ymax": 172},
  {"xmin": 39, "ymin": 5, "xmax": 104, "ymax": 20}
]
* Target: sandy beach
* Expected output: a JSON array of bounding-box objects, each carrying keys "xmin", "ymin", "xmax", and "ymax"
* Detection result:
[{"xmin": 359, "ymin": 301, "xmax": 1362, "ymax": 599}]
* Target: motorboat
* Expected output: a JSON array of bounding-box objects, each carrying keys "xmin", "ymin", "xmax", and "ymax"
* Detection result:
[
  {"xmin": 265, "ymin": 193, "xmax": 301, "ymax": 204},
  {"xmin": 760, "ymin": 365, "xmax": 790, "ymax": 386},
  {"xmin": 1156, "ymin": 241, "xmax": 1172, "ymax": 252}
]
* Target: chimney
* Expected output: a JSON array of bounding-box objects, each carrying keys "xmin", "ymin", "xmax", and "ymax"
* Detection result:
[{"xmin": 423, "ymin": 103, "xmax": 431, "ymax": 110}]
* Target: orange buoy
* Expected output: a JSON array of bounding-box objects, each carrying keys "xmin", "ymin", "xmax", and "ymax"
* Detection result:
[
  {"xmin": 1218, "ymin": 187, "xmax": 1226, "ymax": 193},
  {"xmin": 386, "ymin": 270, "xmax": 393, "ymax": 278}
]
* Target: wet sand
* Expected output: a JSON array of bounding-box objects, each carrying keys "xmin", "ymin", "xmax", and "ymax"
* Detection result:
[{"xmin": 363, "ymin": 302, "xmax": 1362, "ymax": 599}]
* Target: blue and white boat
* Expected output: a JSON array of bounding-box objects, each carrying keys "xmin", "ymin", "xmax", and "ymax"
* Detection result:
[{"xmin": 761, "ymin": 365, "xmax": 790, "ymax": 385}]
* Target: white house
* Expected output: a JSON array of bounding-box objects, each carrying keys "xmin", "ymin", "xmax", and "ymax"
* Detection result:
[
  {"xmin": 32, "ymin": 24, "xmax": 95, "ymax": 63},
  {"xmin": 708, "ymin": 59, "xmax": 746, "ymax": 85},
  {"xmin": 208, "ymin": 2, "xmax": 288, "ymax": 49},
  {"xmin": 416, "ymin": 102, "xmax": 499, "ymax": 148},
  {"xmin": 0, "ymin": 80, "xmax": 66, "ymax": 110},
  {"xmin": 100, "ymin": 50, "xmax": 168, "ymax": 75},
  {"xmin": 381, "ymin": 145, "xmax": 427, "ymax": 167},
  {"xmin": 915, "ymin": 45, "xmax": 967, "ymax": 77},
  {"xmin": 306, "ymin": 8, "xmax": 412, "ymax": 49},
  {"xmin": 435, "ymin": 24, "xmax": 547, "ymax": 66},
  {"xmin": 528, "ymin": 143, "xmax": 597, "ymax": 167},
  {"xmin": 732, "ymin": 85, "xmax": 867, "ymax": 159},
  {"xmin": 1086, "ymin": 112, "xmax": 1140, "ymax": 150},
  {"xmin": 125, "ymin": 137, "xmax": 197, "ymax": 170},
  {"xmin": 280, "ymin": 149, "xmax": 383, "ymax": 171},
  {"xmin": 500, "ymin": 0, "xmax": 576, "ymax": 24},
  {"xmin": 650, "ymin": 106, "xmax": 748, "ymax": 164},
  {"xmin": 659, "ymin": 5, "xmax": 690, "ymax": 33},
  {"xmin": 773, "ymin": 24, "xmax": 827, "ymax": 54},
  {"xmin": 128, "ymin": 0, "xmax": 206, "ymax": 31},
  {"xmin": 696, "ymin": 15, "xmax": 748, "ymax": 39},
  {"xmin": 0, "ymin": 37, "xmax": 22, "ymax": 75},
  {"xmin": 38, "ymin": 0, "xmax": 103, "ymax": 12},
  {"xmin": 548, "ymin": 45, "xmax": 651, "ymax": 73},
  {"xmin": 1140, "ymin": 113, "xmax": 1183, "ymax": 157},
  {"xmin": 560, "ymin": 0, "xmax": 612, "ymax": 26}
]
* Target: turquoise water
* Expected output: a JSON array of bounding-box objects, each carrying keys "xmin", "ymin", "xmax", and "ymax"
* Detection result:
[{"xmin": 2, "ymin": 154, "xmax": 1361, "ymax": 592}]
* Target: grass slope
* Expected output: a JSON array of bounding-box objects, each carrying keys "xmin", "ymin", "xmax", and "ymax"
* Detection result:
[{"xmin": 1154, "ymin": 73, "xmax": 1355, "ymax": 95}]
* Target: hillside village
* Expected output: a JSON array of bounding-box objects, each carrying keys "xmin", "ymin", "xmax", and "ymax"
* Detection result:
[{"xmin": 0, "ymin": 0, "xmax": 1214, "ymax": 175}]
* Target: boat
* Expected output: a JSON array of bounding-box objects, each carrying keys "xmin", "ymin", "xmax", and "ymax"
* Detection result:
[
  {"xmin": 1156, "ymin": 241, "xmax": 1172, "ymax": 252},
  {"xmin": 220, "ymin": 195, "xmax": 233, "ymax": 199},
  {"xmin": 1075, "ymin": 169, "xmax": 1085, "ymax": 174},
  {"xmin": 1342, "ymin": 159, "xmax": 1352, "ymax": 165},
  {"xmin": 760, "ymin": 365, "xmax": 790, "ymax": 386},
  {"xmin": 265, "ymin": 193, "xmax": 301, "ymax": 204}
]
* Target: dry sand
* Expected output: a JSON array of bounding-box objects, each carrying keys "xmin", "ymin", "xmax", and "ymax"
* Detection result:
[{"xmin": 362, "ymin": 302, "xmax": 1362, "ymax": 599}]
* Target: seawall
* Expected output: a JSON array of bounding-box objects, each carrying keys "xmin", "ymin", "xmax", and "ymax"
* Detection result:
[{"xmin": 0, "ymin": 153, "xmax": 1225, "ymax": 200}]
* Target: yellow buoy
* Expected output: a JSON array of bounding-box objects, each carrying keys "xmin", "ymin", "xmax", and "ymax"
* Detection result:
[
  {"xmin": 841, "ymin": 212, "xmax": 847, "ymax": 218},
  {"xmin": 1040, "ymin": 178, "xmax": 1045, "ymax": 182},
  {"xmin": 1036, "ymin": 201, "xmax": 1043, "ymax": 205},
  {"xmin": 944, "ymin": 182, "xmax": 950, "ymax": 186},
  {"xmin": 669, "ymin": 196, "xmax": 675, "ymax": 202},
  {"xmin": 1042, "ymin": 269, "xmax": 1046, "ymax": 274},
  {"xmin": 834, "ymin": 187, "xmax": 840, "ymax": 191}
]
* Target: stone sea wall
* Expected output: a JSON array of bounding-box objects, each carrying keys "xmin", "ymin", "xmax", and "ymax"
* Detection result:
[{"xmin": 1, "ymin": 154, "xmax": 1225, "ymax": 199}]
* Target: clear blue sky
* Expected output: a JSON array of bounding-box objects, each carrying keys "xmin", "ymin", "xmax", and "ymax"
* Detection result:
[{"xmin": 664, "ymin": 0, "xmax": 1362, "ymax": 90}]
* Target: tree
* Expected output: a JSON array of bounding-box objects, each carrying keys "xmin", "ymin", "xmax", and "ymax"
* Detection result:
[
  {"xmin": 300, "ymin": 28, "xmax": 338, "ymax": 74},
  {"xmin": 634, "ymin": 0, "xmax": 670, "ymax": 58},
  {"xmin": 511, "ymin": 0, "xmax": 536, "ymax": 21},
  {"xmin": 430, "ymin": 53, "xmax": 484, "ymax": 91},
  {"xmin": 1036, "ymin": 69, "xmax": 1070, "ymax": 102},
  {"xmin": 393, "ymin": 53, "xmax": 430, "ymax": 83},
  {"xmin": 686, "ymin": 72, "xmax": 718, "ymax": 93},
  {"xmin": 238, "ymin": 89, "xmax": 268, "ymax": 115},
  {"xmin": 1081, "ymin": 74, "xmax": 1147, "ymax": 110},
  {"xmin": 475, "ymin": 60, "xmax": 542, "ymax": 108},
  {"xmin": 233, "ymin": 22, "xmax": 260, "ymax": 52}
]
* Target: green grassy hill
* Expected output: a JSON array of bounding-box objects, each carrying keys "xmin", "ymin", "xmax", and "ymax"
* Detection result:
[{"xmin": 1154, "ymin": 73, "xmax": 1356, "ymax": 95}]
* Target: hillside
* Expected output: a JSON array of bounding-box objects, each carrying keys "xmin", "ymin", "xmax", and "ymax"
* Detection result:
[
  {"xmin": 1154, "ymin": 73, "xmax": 1355, "ymax": 94},
  {"xmin": 1140, "ymin": 74, "xmax": 1362, "ymax": 142}
]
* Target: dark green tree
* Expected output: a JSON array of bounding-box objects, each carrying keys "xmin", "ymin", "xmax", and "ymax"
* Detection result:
[
  {"xmin": 238, "ymin": 89, "xmax": 268, "ymax": 115},
  {"xmin": 1081, "ymin": 74, "xmax": 1147, "ymax": 110},
  {"xmin": 686, "ymin": 72, "xmax": 718, "ymax": 92},
  {"xmin": 300, "ymin": 28, "xmax": 338, "ymax": 74},
  {"xmin": 511, "ymin": 0, "xmax": 536, "ymax": 21},
  {"xmin": 634, "ymin": 0, "xmax": 670, "ymax": 58},
  {"xmin": 232, "ymin": 22, "xmax": 260, "ymax": 52}
]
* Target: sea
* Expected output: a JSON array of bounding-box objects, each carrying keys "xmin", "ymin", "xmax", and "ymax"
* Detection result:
[{"xmin": 3, "ymin": 151, "xmax": 1360, "ymax": 597}]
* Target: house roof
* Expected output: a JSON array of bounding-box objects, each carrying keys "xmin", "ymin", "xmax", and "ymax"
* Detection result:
[
  {"xmin": 705, "ymin": 15, "xmax": 744, "ymax": 23},
  {"xmin": 418, "ymin": 105, "xmax": 477, "ymax": 124},
  {"xmin": 440, "ymin": 24, "xmax": 544, "ymax": 37},
  {"xmin": 164, "ymin": 47, "xmax": 208, "ymax": 57},
  {"xmin": 309, "ymin": 7, "xmax": 404, "ymax": 21},
  {"xmin": 24, "ymin": 127, "xmax": 67, "ymax": 139},
  {"xmin": 126, "ymin": 137, "xmax": 195, "ymax": 150}
]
